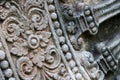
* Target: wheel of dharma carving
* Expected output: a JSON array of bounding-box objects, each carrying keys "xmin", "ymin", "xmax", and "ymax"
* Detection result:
[{"xmin": 0, "ymin": 0, "xmax": 120, "ymax": 80}]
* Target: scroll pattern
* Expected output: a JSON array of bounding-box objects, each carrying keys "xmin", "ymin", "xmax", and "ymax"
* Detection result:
[{"xmin": 0, "ymin": 0, "xmax": 69, "ymax": 80}]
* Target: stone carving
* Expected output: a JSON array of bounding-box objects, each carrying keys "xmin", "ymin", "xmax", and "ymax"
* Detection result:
[
  {"xmin": 0, "ymin": 0, "xmax": 68, "ymax": 80},
  {"xmin": 78, "ymin": 51, "xmax": 104, "ymax": 80},
  {"xmin": 0, "ymin": 0, "xmax": 120, "ymax": 80}
]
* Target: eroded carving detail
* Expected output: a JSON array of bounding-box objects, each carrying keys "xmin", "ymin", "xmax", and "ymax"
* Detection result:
[
  {"xmin": 0, "ymin": 0, "xmax": 120, "ymax": 80},
  {"xmin": 78, "ymin": 51, "xmax": 104, "ymax": 80},
  {"xmin": 0, "ymin": 0, "xmax": 69, "ymax": 80}
]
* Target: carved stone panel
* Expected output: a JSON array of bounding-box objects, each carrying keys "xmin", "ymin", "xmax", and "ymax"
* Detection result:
[{"xmin": 0, "ymin": 0, "xmax": 120, "ymax": 80}]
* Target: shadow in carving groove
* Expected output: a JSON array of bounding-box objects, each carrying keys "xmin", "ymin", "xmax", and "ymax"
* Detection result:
[
  {"xmin": 82, "ymin": 14, "xmax": 120, "ymax": 59},
  {"xmin": 81, "ymin": 14, "xmax": 120, "ymax": 80},
  {"xmin": 0, "ymin": 19, "xmax": 4, "ymax": 24}
]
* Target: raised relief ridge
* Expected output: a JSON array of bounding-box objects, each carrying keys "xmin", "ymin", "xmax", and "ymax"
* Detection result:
[
  {"xmin": 0, "ymin": 0, "xmax": 119, "ymax": 80},
  {"xmin": 0, "ymin": 0, "xmax": 70, "ymax": 80}
]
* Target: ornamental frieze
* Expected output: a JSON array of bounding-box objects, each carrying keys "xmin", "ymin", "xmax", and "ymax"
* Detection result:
[{"xmin": 0, "ymin": 0, "xmax": 120, "ymax": 80}]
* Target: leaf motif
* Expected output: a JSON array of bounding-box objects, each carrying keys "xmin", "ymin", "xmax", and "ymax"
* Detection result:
[
  {"xmin": 36, "ymin": 23, "xmax": 48, "ymax": 31},
  {"xmin": 41, "ymin": 31, "xmax": 51, "ymax": 43},
  {"xmin": 11, "ymin": 42, "xmax": 28, "ymax": 57},
  {"xmin": 40, "ymin": 41, "xmax": 47, "ymax": 48}
]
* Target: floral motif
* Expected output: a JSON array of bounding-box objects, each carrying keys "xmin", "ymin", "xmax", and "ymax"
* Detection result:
[
  {"xmin": 0, "ymin": 6, "xmax": 9, "ymax": 20},
  {"xmin": 26, "ymin": 31, "xmax": 51, "ymax": 49},
  {"xmin": 16, "ymin": 45, "xmax": 62, "ymax": 80},
  {"xmin": 2, "ymin": 17, "xmax": 23, "ymax": 42},
  {"xmin": 10, "ymin": 38, "xmax": 28, "ymax": 57},
  {"xmin": 1, "ymin": 0, "xmax": 66, "ymax": 80},
  {"xmin": 36, "ymin": 31, "xmax": 51, "ymax": 48},
  {"xmin": 29, "ymin": 9, "xmax": 48, "ymax": 31},
  {"xmin": 16, "ymin": 57, "xmax": 37, "ymax": 80},
  {"xmin": 28, "ymin": 45, "xmax": 61, "ymax": 69},
  {"xmin": 27, "ymin": 34, "xmax": 40, "ymax": 49}
]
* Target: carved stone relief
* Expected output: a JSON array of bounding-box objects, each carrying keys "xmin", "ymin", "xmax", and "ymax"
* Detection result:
[{"xmin": 0, "ymin": 0, "xmax": 120, "ymax": 80}]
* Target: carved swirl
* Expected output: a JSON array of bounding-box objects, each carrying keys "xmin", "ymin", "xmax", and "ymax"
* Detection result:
[
  {"xmin": 31, "ymin": 45, "xmax": 61, "ymax": 70},
  {"xmin": 28, "ymin": 34, "xmax": 40, "ymax": 49},
  {"xmin": 16, "ymin": 57, "xmax": 37, "ymax": 80},
  {"xmin": 28, "ymin": 6, "xmax": 48, "ymax": 30},
  {"xmin": 11, "ymin": 38, "xmax": 28, "ymax": 57},
  {"xmin": 44, "ymin": 45, "xmax": 61, "ymax": 69},
  {"xmin": 0, "ymin": 0, "xmax": 68, "ymax": 80},
  {"xmin": 2, "ymin": 17, "xmax": 22, "ymax": 42}
]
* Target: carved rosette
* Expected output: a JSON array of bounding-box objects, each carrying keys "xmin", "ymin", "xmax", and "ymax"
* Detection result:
[
  {"xmin": 0, "ymin": 0, "xmax": 120, "ymax": 80},
  {"xmin": 0, "ymin": 0, "xmax": 69, "ymax": 80}
]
